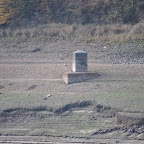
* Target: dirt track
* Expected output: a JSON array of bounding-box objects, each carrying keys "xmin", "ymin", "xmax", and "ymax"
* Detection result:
[{"xmin": 0, "ymin": 137, "xmax": 144, "ymax": 144}]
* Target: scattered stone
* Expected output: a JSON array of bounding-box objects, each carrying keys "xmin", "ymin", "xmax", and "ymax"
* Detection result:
[
  {"xmin": 129, "ymin": 126, "xmax": 144, "ymax": 134},
  {"xmin": 103, "ymin": 46, "xmax": 107, "ymax": 49},
  {"xmin": 9, "ymin": 83, "xmax": 14, "ymax": 86},
  {"xmin": 92, "ymin": 126, "xmax": 120, "ymax": 136},
  {"xmin": 0, "ymin": 86, "xmax": 4, "ymax": 89},
  {"xmin": 31, "ymin": 48, "xmax": 41, "ymax": 52},
  {"xmin": 129, "ymin": 128, "xmax": 135, "ymax": 133},
  {"xmin": 43, "ymin": 97, "xmax": 48, "ymax": 100},
  {"xmin": 122, "ymin": 125, "xmax": 144, "ymax": 138},
  {"xmin": 43, "ymin": 94, "xmax": 52, "ymax": 100},
  {"xmin": 27, "ymin": 85, "xmax": 38, "ymax": 91},
  {"xmin": 46, "ymin": 94, "xmax": 52, "ymax": 98}
]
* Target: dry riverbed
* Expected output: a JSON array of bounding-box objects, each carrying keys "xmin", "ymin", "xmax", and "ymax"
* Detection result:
[{"xmin": 0, "ymin": 40, "xmax": 144, "ymax": 143}]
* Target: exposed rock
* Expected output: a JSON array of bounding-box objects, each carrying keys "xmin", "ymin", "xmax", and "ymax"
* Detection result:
[
  {"xmin": 27, "ymin": 85, "xmax": 38, "ymax": 91},
  {"xmin": 43, "ymin": 94, "xmax": 52, "ymax": 100},
  {"xmin": 137, "ymin": 133, "xmax": 144, "ymax": 140}
]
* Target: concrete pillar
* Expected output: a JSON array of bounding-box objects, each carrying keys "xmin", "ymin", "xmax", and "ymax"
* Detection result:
[{"xmin": 72, "ymin": 50, "xmax": 87, "ymax": 72}]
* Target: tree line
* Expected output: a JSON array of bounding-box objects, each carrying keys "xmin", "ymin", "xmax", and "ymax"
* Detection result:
[{"xmin": 0, "ymin": 0, "xmax": 144, "ymax": 26}]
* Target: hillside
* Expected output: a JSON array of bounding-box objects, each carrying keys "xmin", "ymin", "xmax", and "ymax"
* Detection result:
[{"xmin": 0, "ymin": 0, "xmax": 144, "ymax": 26}]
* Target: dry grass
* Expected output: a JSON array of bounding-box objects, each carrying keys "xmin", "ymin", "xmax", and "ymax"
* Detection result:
[{"xmin": 0, "ymin": 22, "xmax": 144, "ymax": 43}]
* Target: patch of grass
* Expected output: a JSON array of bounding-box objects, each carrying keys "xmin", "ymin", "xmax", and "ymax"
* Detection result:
[
  {"xmin": 1, "ymin": 129, "xmax": 30, "ymax": 136},
  {"xmin": 90, "ymin": 88, "xmax": 144, "ymax": 113},
  {"xmin": 2, "ymin": 105, "xmax": 48, "ymax": 114},
  {"xmin": 0, "ymin": 93, "xmax": 48, "ymax": 111}
]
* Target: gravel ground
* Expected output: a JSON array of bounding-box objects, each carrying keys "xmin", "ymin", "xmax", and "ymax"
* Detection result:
[
  {"xmin": 0, "ymin": 39, "xmax": 144, "ymax": 143},
  {"xmin": 0, "ymin": 40, "xmax": 144, "ymax": 64}
]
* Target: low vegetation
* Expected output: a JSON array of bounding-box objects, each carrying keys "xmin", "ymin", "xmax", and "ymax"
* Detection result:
[
  {"xmin": 0, "ymin": 22, "xmax": 144, "ymax": 43},
  {"xmin": 0, "ymin": 0, "xmax": 143, "ymax": 43},
  {"xmin": 0, "ymin": 0, "xmax": 144, "ymax": 26},
  {"xmin": 54, "ymin": 100, "xmax": 93, "ymax": 114}
]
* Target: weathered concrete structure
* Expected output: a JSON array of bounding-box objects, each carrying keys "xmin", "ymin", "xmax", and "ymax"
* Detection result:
[
  {"xmin": 63, "ymin": 72, "xmax": 100, "ymax": 85},
  {"xmin": 72, "ymin": 50, "xmax": 87, "ymax": 72},
  {"xmin": 63, "ymin": 50, "xmax": 100, "ymax": 84}
]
